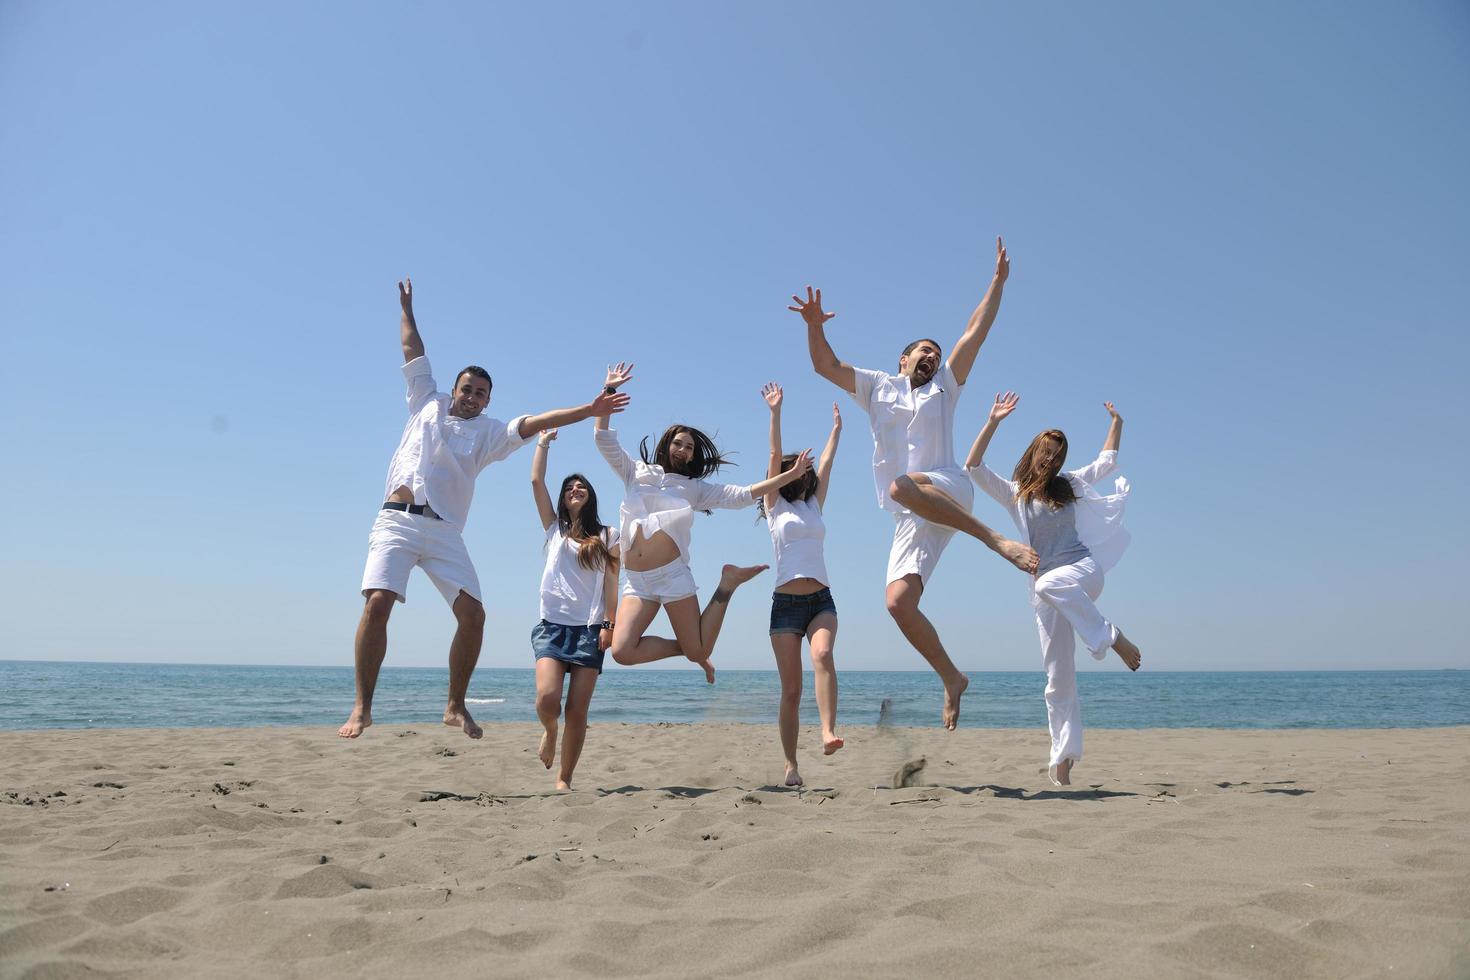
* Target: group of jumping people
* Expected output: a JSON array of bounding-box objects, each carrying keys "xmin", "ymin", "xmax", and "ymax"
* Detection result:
[{"xmin": 338, "ymin": 238, "xmax": 1141, "ymax": 790}]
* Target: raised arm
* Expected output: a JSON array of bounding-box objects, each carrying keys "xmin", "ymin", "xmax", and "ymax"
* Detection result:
[
  {"xmin": 530, "ymin": 429, "xmax": 558, "ymax": 531},
  {"xmin": 749, "ymin": 449, "xmax": 814, "ymax": 501},
  {"xmin": 592, "ymin": 362, "xmax": 634, "ymax": 434},
  {"xmin": 791, "ymin": 286, "xmax": 856, "ymax": 394},
  {"xmin": 1102, "ymin": 401, "xmax": 1123, "ymax": 452},
  {"xmin": 965, "ymin": 391, "xmax": 1018, "ymax": 469},
  {"xmin": 518, "ymin": 369, "xmax": 631, "ymax": 439},
  {"xmin": 399, "ymin": 277, "xmax": 425, "ymax": 362},
  {"xmin": 947, "ymin": 237, "xmax": 1009, "ymax": 386},
  {"xmin": 814, "ymin": 402, "xmax": 842, "ymax": 508},
  {"xmin": 761, "ymin": 382, "xmax": 784, "ymax": 513}
]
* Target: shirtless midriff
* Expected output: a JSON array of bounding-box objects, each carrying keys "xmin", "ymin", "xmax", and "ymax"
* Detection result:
[
  {"xmin": 622, "ymin": 527, "xmax": 682, "ymax": 573},
  {"xmin": 774, "ymin": 576, "xmax": 828, "ymax": 597}
]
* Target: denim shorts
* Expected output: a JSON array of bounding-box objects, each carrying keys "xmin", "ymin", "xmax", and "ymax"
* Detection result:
[
  {"xmin": 531, "ymin": 620, "xmax": 605, "ymax": 673},
  {"xmin": 769, "ymin": 588, "xmax": 838, "ymax": 636}
]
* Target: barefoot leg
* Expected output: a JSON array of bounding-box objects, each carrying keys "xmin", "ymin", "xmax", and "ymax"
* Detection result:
[
  {"xmin": 608, "ymin": 595, "xmax": 687, "ymax": 666},
  {"xmin": 1112, "ymin": 630, "xmax": 1142, "ymax": 671},
  {"xmin": 340, "ymin": 590, "xmax": 395, "ymax": 738},
  {"xmin": 533, "ymin": 657, "xmax": 566, "ymax": 770},
  {"xmin": 772, "ymin": 634, "xmax": 803, "ymax": 781},
  {"xmin": 890, "ymin": 474, "xmax": 1038, "ymax": 574},
  {"xmin": 665, "ymin": 564, "xmax": 768, "ymax": 684},
  {"xmin": 443, "ymin": 591, "xmax": 485, "ymax": 739},
  {"xmin": 558, "ymin": 666, "xmax": 599, "ymax": 789},
  {"xmin": 807, "ymin": 614, "xmax": 843, "ymax": 754},
  {"xmin": 885, "ymin": 575, "xmax": 968, "ymax": 730}
]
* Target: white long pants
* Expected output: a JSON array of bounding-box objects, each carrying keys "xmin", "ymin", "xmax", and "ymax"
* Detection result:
[{"xmin": 1032, "ymin": 557, "xmax": 1117, "ymax": 769}]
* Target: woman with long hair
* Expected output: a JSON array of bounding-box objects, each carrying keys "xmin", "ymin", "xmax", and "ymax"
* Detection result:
[
  {"xmin": 529, "ymin": 428, "xmax": 620, "ymax": 789},
  {"xmin": 593, "ymin": 363, "xmax": 814, "ymax": 683},
  {"xmin": 966, "ymin": 394, "xmax": 1140, "ymax": 786},
  {"xmin": 760, "ymin": 382, "xmax": 843, "ymax": 787}
]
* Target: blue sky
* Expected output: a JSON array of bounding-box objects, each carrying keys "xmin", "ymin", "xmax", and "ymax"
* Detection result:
[{"xmin": 2, "ymin": 2, "xmax": 1467, "ymax": 672}]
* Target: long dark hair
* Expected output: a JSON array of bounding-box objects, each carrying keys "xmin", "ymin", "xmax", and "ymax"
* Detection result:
[
  {"xmin": 556, "ymin": 473, "xmax": 613, "ymax": 571},
  {"xmin": 1013, "ymin": 430, "xmax": 1077, "ymax": 510},
  {"xmin": 639, "ymin": 424, "xmax": 732, "ymax": 479},
  {"xmin": 756, "ymin": 453, "xmax": 819, "ymax": 519}
]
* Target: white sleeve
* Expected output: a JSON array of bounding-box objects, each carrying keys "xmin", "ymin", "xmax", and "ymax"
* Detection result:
[
  {"xmin": 696, "ymin": 480, "xmax": 756, "ymax": 512},
  {"xmin": 402, "ymin": 356, "xmax": 438, "ymax": 415},
  {"xmin": 968, "ymin": 461, "xmax": 1017, "ymax": 508},
  {"xmin": 594, "ymin": 428, "xmax": 638, "ymax": 485},
  {"xmin": 849, "ymin": 366, "xmax": 886, "ymax": 414},
  {"xmin": 477, "ymin": 415, "xmax": 536, "ymax": 471},
  {"xmin": 1068, "ymin": 450, "xmax": 1118, "ymax": 487}
]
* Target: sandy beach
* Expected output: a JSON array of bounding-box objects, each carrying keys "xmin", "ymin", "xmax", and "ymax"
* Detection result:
[{"xmin": 2, "ymin": 723, "xmax": 1468, "ymax": 978}]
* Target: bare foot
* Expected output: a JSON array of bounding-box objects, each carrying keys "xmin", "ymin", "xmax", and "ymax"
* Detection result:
[
  {"xmin": 784, "ymin": 765, "xmax": 803, "ymax": 787},
  {"xmin": 338, "ymin": 708, "xmax": 372, "ymax": 739},
  {"xmin": 942, "ymin": 673, "xmax": 970, "ymax": 731},
  {"xmin": 718, "ymin": 562, "xmax": 769, "ymax": 590},
  {"xmin": 538, "ymin": 726, "xmax": 556, "ymax": 769},
  {"xmin": 555, "ymin": 778, "xmax": 572, "ymax": 791},
  {"xmin": 1112, "ymin": 631, "xmax": 1142, "ymax": 671},
  {"xmin": 1053, "ymin": 758, "xmax": 1073, "ymax": 785},
  {"xmin": 999, "ymin": 539, "xmax": 1039, "ymax": 574},
  {"xmin": 443, "ymin": 704, "xmax": 483, "ymax": 739},
  {"xmin": 822, "ymin": 731, "xmax": 844, "ymax": 755},
  {"xmin": 692, "ymin": 658, "xmax": 716, "ymax": 684}
]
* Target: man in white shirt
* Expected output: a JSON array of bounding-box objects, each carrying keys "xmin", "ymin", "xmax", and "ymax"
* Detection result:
[
  {"xmin": 794, "ymin": 238, "xmax": 1038, "ymax": 730},
  {"xmin": 339, "ymin": 278, "xmax": 629, "ymax": 740}
]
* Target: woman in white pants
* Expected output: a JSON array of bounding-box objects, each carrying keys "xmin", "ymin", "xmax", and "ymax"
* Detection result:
[
  {"xmin": 594, "ymin": 364, "xmax": 815, "ymax": 684},
  {"xmin": 760, "ymin": 382, "xmax": 843, "ymax": 787},
  {"xmin": 529, "ymin": 428, "xmax": 620, "ymax": 790},
  {"xmin": 966, "ymin": 394, "xmax": 1141, "ymax": 786}
]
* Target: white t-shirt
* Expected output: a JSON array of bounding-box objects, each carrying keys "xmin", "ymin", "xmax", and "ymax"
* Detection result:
[
  {"xmin": 766, "ymin": 495, "xmax": 829, "ymax": 589},
  {"xmin": 382, "ymin": 356, "xmax": 533, "ymax": 531},
  {"xmin": 594, "ymin": 428, "xmax": 754, "ymax": 562},
  {"xmin": 539, "ymin": 524, "xmax": 621, "ymax": 626},
  {"xmin": 850, "ymin": 362, "xmax": 965, "ymax": 513}
]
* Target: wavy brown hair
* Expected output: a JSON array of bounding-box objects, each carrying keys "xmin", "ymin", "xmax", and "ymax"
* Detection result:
[
  {"xmin": 1013, "ymin": 430, "xmax": 1077, "ymax": 511},
  {"xmin": 556, "ymin": 473, "xmax": 613, "ymax": 571},
  {"xmin": 756, "ymin": 453, "xmax": 819, "ymax": 519}
]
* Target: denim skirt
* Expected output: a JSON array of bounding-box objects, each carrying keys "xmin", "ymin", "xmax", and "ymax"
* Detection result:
[
  {"xmin": 531, "ymin": 620, "xmax": 605, "ymax": 672},
  {"xmin": 768, "ymin": 588, "xmax": 838, "ymax": 636}
]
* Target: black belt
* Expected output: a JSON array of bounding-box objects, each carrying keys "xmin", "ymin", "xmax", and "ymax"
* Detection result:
[{"xmin": 382, "ymin": 501, "xmax": 441, "ymax": 520}]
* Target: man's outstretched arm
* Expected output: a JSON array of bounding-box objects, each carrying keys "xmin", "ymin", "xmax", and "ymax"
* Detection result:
[
  {"xmin": 947, "ymin": 237, "xmax": 1009, "ymax": 386},
  {"xmin": 791, "ymin": 286, "xmax": 856, "ymax": 394},
  {"xmin": 517, "ymin": 388, "xmax": 630, "ymax": 438},
  {"xmin": 399, "ymin": 277, "xmax": 425, "ymax": 363}
]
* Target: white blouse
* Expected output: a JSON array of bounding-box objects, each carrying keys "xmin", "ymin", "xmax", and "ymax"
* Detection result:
[
  {"xmin": 539, "ymin": 524, "xmax": 620, "ymax": 626},
  {"xmin": 595, "ymin": 428, "xmax": 755, "ymax": 563},
  {"xmin": 969, "ymin": 449, "xmax": 1131, "ymax": 589},
  {"xmin": 766, "ymin": 495, "xmax": 829, "ymax": 589}
]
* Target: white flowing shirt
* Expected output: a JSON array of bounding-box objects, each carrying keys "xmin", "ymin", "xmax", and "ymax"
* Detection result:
[
  {"xmin": 766, "ymin": 496, "xmax": 829, "ymax": 589},
  {"xmin": 382, "ymin": 356, "xmax": 533, "ymax": 531},
  {"xmin": 850, "ymin": 362, "xmax": 966, "ymax": 513},
  {"xmin": 595, "ymin": 428, "xmax": 754, "ymax": 563},
  {"xmin": 968, "ymin": 450, "xmax": 1132, "ymax": 603},
  {"xmin": 539, "ymin": 525, "xmax": 621, "ymax": 626}
]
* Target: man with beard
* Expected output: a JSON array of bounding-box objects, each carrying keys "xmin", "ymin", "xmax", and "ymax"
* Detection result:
[
  {"xmin": 792, "ymin": 237, "xmax": 1038, "ymax": 730},
  {"xmin": 338, "ymin": 277, "xmax": 629, "ymax": 740}
]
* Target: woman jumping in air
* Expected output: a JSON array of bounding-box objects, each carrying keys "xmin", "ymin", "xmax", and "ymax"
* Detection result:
[
  {"xmin": 966, "ymin": 394, "xmax": 1141, "ymax": 786},
  {"xmin": 760, "ymin": 382, "xmax": 843, "ymax": 787},
  {"xmin": 594, "ymin": 363, "xmax": 814, "ymax": 683},
  {"xmin": 528, "ymin": 429, "xmax": 620, "ymax": 790}
]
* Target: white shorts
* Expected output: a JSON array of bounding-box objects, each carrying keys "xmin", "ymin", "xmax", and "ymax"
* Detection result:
[
  {"xmin": 886, "ymin": 467, "xmax": 975, "ymax": 587},
  {"xmin": 360, "ymin": 510, "xmax": 481, "ymax": 607},
  {"xmin": 622, "ymin": 559, "xmax": 698, "ymax": 604}
]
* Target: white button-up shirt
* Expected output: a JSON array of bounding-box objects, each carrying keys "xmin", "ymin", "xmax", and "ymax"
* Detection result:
[
  {"xmin": 382, "ymin": 356, "xmax": 532, "ymax": 531},
  {"xmin": 850, "ymin": 362, "xmax": 965, "ymax": 512},
  {"xmin": 595, "ymin": 428, "xmax": 754, "ymax": 563}
]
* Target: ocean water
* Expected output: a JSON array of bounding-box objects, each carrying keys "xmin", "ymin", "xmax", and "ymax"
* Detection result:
[{"xmin": 0, "ymin": 661, "xmax": 1466, "ymax": 731}]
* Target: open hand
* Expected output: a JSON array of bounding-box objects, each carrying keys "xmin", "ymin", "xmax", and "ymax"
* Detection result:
[
  {"xmin": 1104, "ymin": 401, "xmax": 1122, "ymax": 421},
  {"xmin": 604, "ymin": 361, "xmax": 635, "ymax": 391},
  {"xmin": 990, "ymin": 391, "xmax": 1019, "ymax": 421},
  {"xmin": 537, "ymin": 428, "xmax": 559, "ymax": 447},
  {"xmin": 590, "ymin": 389, "xmax": 630, "ymax": 417},
  {"xmin": 788, "ymin": 286, "xmax": 835, "ymax": 328},
  {"xmin": 994, "ymin": 237, "xmax": 1010, "ymax": 283},
  {"xmin": 832, "ymin": 402, "xmax": 842, "ymax": 430},
  {"xmin": 761, "ymin": 381, "xmax": 783, "ymax": 411},
  {"xmin": 398, "ymin": 276, "xmax": 413, "ymax": 313},
  {"xmin": 786, "ymin": 448, "xmax": 814, "ymax": 480}
]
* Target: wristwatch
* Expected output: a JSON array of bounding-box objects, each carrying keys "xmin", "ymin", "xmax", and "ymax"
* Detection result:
[
  {"xmin": 603, "ymin": 385, "xmax": 617, "ymax": 396},
  {"xmin": 600, "ymin": 621, "xmax": 615, "ymax": 631}
]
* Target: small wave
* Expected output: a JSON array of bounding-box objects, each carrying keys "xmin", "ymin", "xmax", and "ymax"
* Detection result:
[{"xmin": 465, "ymin": 698, "xmax": 505, "ymax": 705}]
